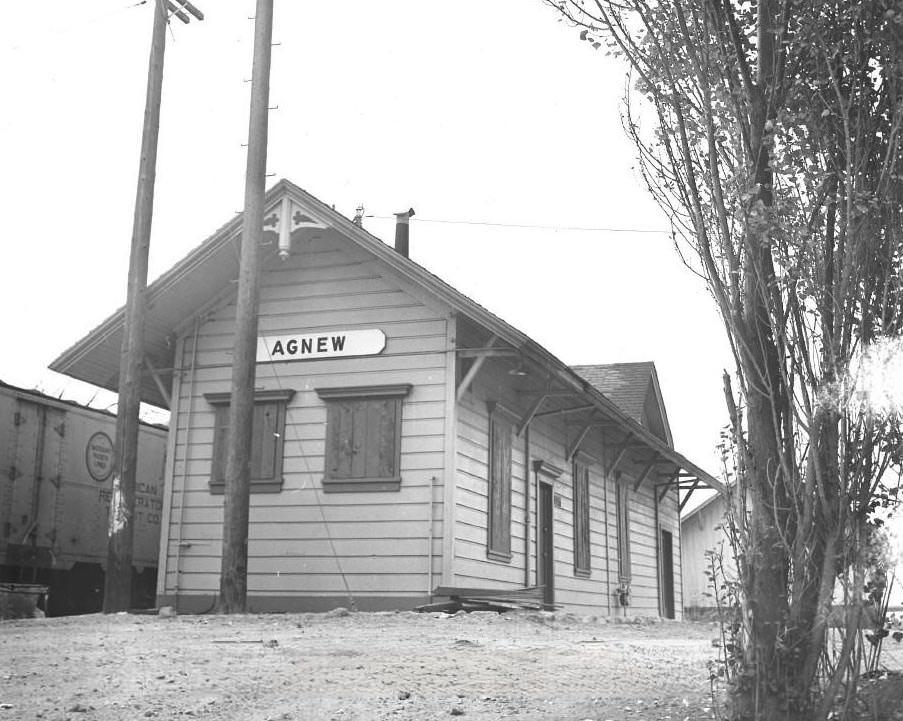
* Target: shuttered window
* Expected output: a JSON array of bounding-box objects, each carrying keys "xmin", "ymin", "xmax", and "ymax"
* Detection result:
[
  {"xmin": 573, "ymin": 461, "xmax": 591, "ymax": 576},
  {"xmin": 205, "ymin": 389, "xmax": 294, "ymax": 494},
  {"xmin": 616, "ymin": 478, "xmax": 631, "ymax": 581},
  {"xmin": 316, "ymin": 384, "xmax": 411, "ymax": 493},
  {"xmin": 487, "ymin": 413, "xmax": 513, "ymax": 561}
]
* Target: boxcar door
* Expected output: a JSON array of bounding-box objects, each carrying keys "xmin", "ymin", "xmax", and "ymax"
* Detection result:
[{"xmin": 537, "ymin": 482, "xmax": 554, "ymax": 607}]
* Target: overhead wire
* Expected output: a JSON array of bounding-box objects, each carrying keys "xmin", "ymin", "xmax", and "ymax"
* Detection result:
[
  {"xmin": 364, "ymin": 214, "xmax": 668, "ymax": 234},
  {"xmin": 4, "ymin": 1, "xmax": 150, "ymax": 53}
]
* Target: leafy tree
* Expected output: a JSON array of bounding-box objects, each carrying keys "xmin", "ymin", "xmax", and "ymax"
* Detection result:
[{"xmin": 544, "ymin": 1, "xmax": 903, "ymax": 718}]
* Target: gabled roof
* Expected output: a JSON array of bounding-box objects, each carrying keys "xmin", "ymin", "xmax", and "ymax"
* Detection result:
[
  {"xmin": 571, "ymin": 362, "xmax": 673, "ymax": 447},
  {"xmin": 50, "ymin": 179, "xmax": 530, "ymax": 408},
  {"xmin": 50, "ymin": 178, "xmax": 724, "ymax": 496},
  {"xmin": 679, "ymin": 490, "xmax": 725, "ymax": 522}
]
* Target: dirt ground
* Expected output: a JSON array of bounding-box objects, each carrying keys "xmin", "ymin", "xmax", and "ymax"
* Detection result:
[{"xmin": 0, "ymin": 610, "xmax": 722, "ymax": 721}]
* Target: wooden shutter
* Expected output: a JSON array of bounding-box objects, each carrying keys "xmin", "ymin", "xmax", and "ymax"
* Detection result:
[
  {"xmin": 325, "ymin": 398, "xmax": 399, "ymax": 481},
  {"xmin": 325, "ymin": 400, "xmax": 355, "ymax": 480},
  {"xmin": 250, "ymin": 401, "xmax": 281, "ymax": 480},
  {"xmin": 211, "ymin": 405, "xmax": 229, "ymax": 484},
  {"xmin": 488, "ymin": 415, "xmax": 512, "ymax": 558},
  {"xmin": 617, "ymin": 481, "xmax": 631, "ymax": 580},
  {"xmin": 371, "ymin": 397, "xmax": 398, "ymax": 479},
  {"xmin": 204, "ymin": 389, "xmax": 293, "ymax": 493},
  {"xmin": 316, "ymin": 384, "xmax": 410, "ymax": 492},
  {"xmin": 574, "ymin": 462, "xmax": 590, "ymax": 574}
]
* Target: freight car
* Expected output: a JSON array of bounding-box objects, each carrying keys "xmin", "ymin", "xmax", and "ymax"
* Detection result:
[{"xmin": 0, "ymin": 380, "xmax": 167, "ymax": 615}]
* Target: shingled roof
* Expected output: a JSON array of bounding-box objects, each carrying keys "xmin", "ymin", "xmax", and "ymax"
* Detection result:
[
  {"xmin": 570, "ymin": 362, "xmax": 655, "ymax": 423},
  {"xmin": 571, "ymin": 362, "xmax": 673, "ymax": 448}
]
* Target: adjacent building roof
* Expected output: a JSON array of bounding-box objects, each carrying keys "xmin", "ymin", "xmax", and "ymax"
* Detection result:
[
  {"xmin": 679, "ymin": 490, "xmax": 725, "ymax": 522},
  {"xmin": 49, "ymin": 178, "xmax": 724, "ymax": 496}
]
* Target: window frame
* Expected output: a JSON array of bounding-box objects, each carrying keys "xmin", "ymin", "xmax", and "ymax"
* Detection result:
[
  {"xmin": 316, "ymin": 384, "xmax": 411, "ymax": 493},
  {"xmin": 572, "ymin": 460, "xmax": 591, "ymax": 577},
  {"xmin": 204, "ymin": 388, "xmax": 295, "ymax": 494},
  {"xmin": 486, "ymin": 407, "xmax": 513, "ymax": 562}
]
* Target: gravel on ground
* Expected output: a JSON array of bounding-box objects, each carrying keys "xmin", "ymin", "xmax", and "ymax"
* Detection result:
[{"xmin": 0, "ymin": 610, "xmax": 722, "ymax": 721}]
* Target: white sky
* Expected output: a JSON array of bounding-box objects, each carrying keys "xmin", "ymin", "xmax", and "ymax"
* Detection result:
[{"xmin": 0, "ymin": 0, "xmax": 735, "ymax": 494}]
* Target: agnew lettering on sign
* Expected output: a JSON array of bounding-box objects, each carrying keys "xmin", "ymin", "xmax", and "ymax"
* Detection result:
[{"xmin": 257, "ymin": 329, "xmax": 386, "ymax": 363}]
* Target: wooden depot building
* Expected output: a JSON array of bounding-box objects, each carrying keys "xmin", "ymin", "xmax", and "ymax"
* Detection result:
[{"xmin": 51, "ymin": 179, "xmax": 724, "ymax": 617}]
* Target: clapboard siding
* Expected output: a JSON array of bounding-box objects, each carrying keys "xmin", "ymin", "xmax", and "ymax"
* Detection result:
[
  {"xmin": 196, "ymin": 329, "xmax": 448, "ymax": 355},
  {"xmin": 165, "ymin": 570, "xmax": 430, "ymax": 595},
  {"xmin": 176, "ymin": 554, "xmax": 431, "ymax": 576},
  {"xmin": 161, "ymin": 230, "xmax": 450, "ymax": 608},
  {"xmin": 452, "ymin": 359, "xmax": 533, "ymax": 593},
  {"xmin": 680, "ymin": 495, "xmax": 730, "ymax": 609},
  {"xmin": 183, "ymin": 357, "xmax": 447, "ymax": 385},
  {"xmin": 452, "ymin": 353, "xmax": 683, "ymax": 617},
  {"xmin": 157, "ymin": 220, "xmax": 688, "ymax": 616},
  {"xmin": 166, "ymin": 518, "xmax": 436, "ymax": 542},
  {"xmin": 176, "ymin": 419, "xmax": 444, "ymax": 456}
]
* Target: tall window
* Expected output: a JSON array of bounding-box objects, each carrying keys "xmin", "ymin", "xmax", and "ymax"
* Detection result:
[
  {"xmin": 316, "ymin": 384, "xmax": 411, "ymax": 493},
  {"xmin": 573, "ymin": 461, "xmax": 591, "ymax": 576},
  {"xmin": 205, "ymin": 389, "xmax": 294, "ymax": 494},
  {"xmin": 487, "ymin": 411, "xmax": 512, "ymax": 561},
  {"xmin": 616, "ymin": 476, "xmax": 631, "ymax": 581}
]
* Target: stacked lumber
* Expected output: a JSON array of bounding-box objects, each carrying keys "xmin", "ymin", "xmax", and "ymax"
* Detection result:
[{"xmin": 415, "ymin": 585, "xmax": 557, "ymax": 613}]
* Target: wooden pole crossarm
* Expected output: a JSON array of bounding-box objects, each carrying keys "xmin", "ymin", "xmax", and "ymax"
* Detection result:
[
  {"xmin": 565, "ymin": 421, "xmax": 594, "ymax": 464},
  {"xmin": 455, "ymin": 335, "xmax": 498, "ymax": 402},
  {"xmin": 173, "ymin": 0, "xmax": 204, "ymax": 20},
  {"xmin": 516, "ymin": 393, "xmax": 548, "ymax": 437},
  {"xmin": 165, "ymin": 1, "xmax": 191, "ymax": 22},
  {"xmin": 143, "ymin": 355, "xmax": 171, "ymax": 409},
  {"xmin": 632, "ymin": 460, "xmax": 657, "ymax": 492}
]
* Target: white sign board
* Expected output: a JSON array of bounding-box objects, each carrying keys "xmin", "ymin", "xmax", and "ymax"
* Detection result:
[{"xmin": 257, "ymin": 329, "xmax": 386, "ymax": 363}]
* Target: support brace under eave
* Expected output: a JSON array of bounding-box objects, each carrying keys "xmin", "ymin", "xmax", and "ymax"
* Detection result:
[
  {"xmin": 143, "ymin": 355, "xmax": 171, "ymax": 409},
  {"xmin": 604, "ymin": 433, "xmax": 632, "ymax": 477},
  {"xmin": 657, "ymin": 471, "xmax": 680, "ymax": 502},
  {"xmin": 679, "ymin": 478, "xmax": 701, "ymax": 512},
  {"xmin": 632, "ymin": 460, "xmax": 657, "ymax": 492},
  {"xmin": 455, "ymin": 335, "xmax": 498, "ymax": 402},
  {"xmin": 565, "ymin": 421, "xmax": 593, "ymax": 464},
  {"xmin": 516, "ymin": 393, "xmax": 548, "ymax": 437}
]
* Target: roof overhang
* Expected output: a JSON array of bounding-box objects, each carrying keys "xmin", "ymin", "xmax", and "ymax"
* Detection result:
[
  {"xmin": 521, "ymin": 348, "xmax": 725, "ymax": 498},
  {"xmin": 50, "ymin": 178, "xmax": 724, "ymax": 499},
  {"xmin": 50, "ymin": 179, "xmax": 531, "ymax": 409}
]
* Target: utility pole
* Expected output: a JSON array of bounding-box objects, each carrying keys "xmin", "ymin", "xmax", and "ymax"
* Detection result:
[
  {"xmin": 217, "ymin": 0, "xmax": 275, "ymax": 613},
  {"xmin": 104, "ymin": 0, "xmax": 203, "ymax": 613}
]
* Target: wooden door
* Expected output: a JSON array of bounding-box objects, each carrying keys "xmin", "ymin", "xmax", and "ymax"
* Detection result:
[
  {"xmin": 537, "ymin": 482, "xmax": 554, "ymax": 607},
  {"xmin": 660, "ymin": 528, "xmax": 675, "ymax": 619}
]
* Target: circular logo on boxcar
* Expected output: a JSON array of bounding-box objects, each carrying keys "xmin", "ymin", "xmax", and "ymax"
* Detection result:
[{"xmin": 86, "ymin": 431, "xmax": 114, "ymax": 482}]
